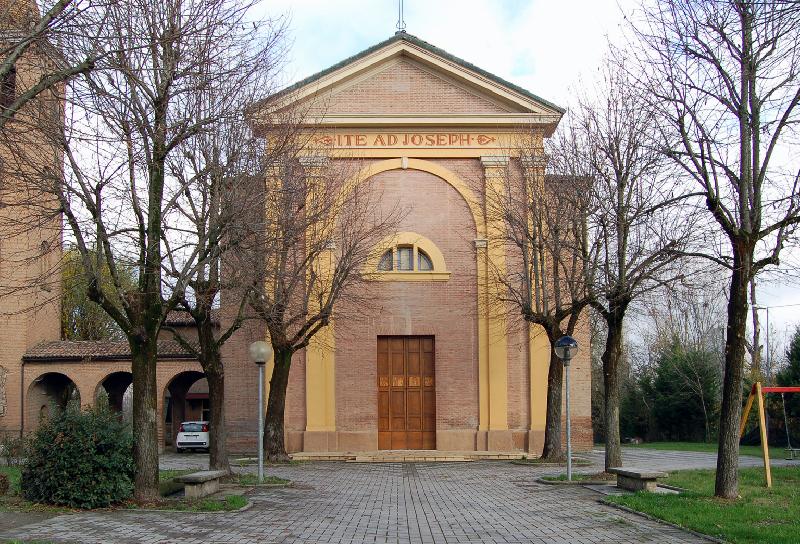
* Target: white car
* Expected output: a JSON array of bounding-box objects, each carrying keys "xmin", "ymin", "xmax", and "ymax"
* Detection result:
[{"xmin": 175, "ymin": 421, "xmax": 209, "ymax": 453}]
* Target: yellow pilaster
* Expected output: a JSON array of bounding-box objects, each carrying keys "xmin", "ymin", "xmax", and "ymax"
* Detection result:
[
  {"xmin": 476, "ymin": 238, "xmax": 489, "ymax": 431},
  {"xmin": 519, "ymin": 152, "xmax": 550, "ymax": 453},
  {"xmin": 300, "ymin": 155, "xmax": 337, "ymax": 442},
  {"xmin": 480, "ymin": 156, "xmax": 510, "ymax": 446},
  {"xmin": 528, "ymin": 324, "xmax": 550, "ymax": 452}
]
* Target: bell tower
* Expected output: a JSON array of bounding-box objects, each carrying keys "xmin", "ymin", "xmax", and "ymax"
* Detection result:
[
  {"xmin": 1, "ymin": 0, "xmax": 40, "ymax": 28},
  {"xmin": 0, "ymin": 0, "xmax": 63, "ymax": 437}
]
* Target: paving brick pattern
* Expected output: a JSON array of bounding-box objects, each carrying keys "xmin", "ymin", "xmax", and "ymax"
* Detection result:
[{"xmin": 0, "ymin": 449, "xmax": 722, "ymax": 544}]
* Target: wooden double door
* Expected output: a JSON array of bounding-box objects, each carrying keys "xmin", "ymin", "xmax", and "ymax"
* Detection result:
[{"xmin": 377, "ymin": 336, "xmax": 436, "ymax": 450}]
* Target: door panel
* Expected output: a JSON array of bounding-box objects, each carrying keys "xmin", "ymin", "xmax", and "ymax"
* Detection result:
[{"xmin": 377, "ymin": 336, "xmax": 436, "ymax": 450}]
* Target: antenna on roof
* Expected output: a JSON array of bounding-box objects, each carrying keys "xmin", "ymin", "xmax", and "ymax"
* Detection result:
[{"xmin": 396, "ymin": 0, "xmax": 407, "ymax": 33}]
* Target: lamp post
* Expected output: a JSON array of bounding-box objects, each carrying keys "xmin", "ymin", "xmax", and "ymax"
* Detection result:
[
  {"xmin": 249, "ymin": 340, "xmax": 272, "ymax": 482},
  {"xmin": 554, "ymin": 335, "xmax": 579, "ymax": 481}
]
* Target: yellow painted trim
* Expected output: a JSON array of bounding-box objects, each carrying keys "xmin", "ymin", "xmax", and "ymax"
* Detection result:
[
  {"xmin": 302, "ymin": 163, "xmax": 337, "ymax": 434},
  {"xmin": 305, "ymin": 323, "xmax": 336, "ymax": 432},
  {"xmin": 305, "ymin": 248, "xmax": 337, "ymax": 433},
  {"xmin": 477, "ymin": 244, "xmax": 489, "ymax": 431},
  {"xmin": 529, "ymin": 323, "xmax": 550, "ymax": 437},
  {"xmin": 362, "ymin": 231, "xmax": 450, "ymax": 282},
  {"xmin": 366, "ymin": 271, "xmax": 451, "ymax": 282},
  {"xmin": 303, "ymin": 114, "xmax": 561, "ymax": 127},
  {"xmin": 483, "ymin": 157, "xmax": 509, "ymax": 431}
]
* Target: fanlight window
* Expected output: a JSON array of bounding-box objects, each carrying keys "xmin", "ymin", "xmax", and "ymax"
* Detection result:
[{"xmin": 377, "ymin": 246, "xmax": 435, "ymax": 273}]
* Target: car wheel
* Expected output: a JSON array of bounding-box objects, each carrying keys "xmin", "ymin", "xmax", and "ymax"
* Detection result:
[{"xmin": 176, "ymin": 447, "xmax": 184, "ymax": 454}]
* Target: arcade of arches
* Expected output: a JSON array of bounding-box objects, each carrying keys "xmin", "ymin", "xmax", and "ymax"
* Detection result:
[{"xmin": 19, "ymin": 356, "xmax": 208, "ymax": 452}]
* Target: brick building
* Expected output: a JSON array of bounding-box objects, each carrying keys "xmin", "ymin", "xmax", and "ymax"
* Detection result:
[
  {"xmin": 0, "ymin": 17, "xmax": 591, "ymax": 455},
  {"xmin": 221, "ymin": 32, "xmax": 592, "ymax": 455}
]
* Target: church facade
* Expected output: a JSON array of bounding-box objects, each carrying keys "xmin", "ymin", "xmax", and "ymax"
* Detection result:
[
  {"xmin": 0, "ymin": 23, "xmax": 591, "ymax": 455},
  {"xmin": 221, "ymin": 32, "xmax": 592, "ymax": 454}
]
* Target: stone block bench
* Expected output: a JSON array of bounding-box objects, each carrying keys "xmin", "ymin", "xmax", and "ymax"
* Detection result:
[
  {"xmin": 608, "ymin": 467, "xmax": 667, "ymax": 492},
  {"xmin": 175, "ymin": 470, "xmax": 228, "ymax": 499}
]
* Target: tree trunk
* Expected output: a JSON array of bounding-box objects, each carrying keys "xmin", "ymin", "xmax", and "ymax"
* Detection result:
[
  {"xmin": 541, "ymin": 328, "xmax": 564, "ymax": 461},
  {"xmin": 602, "ymin": 312, "xmax": 624, "ymax": 472},
  {"xmin": 263, "ymin": 346, "xmax": 292, "ymax": 462},
  {"xmin": 205, "ymin": 364, "xmax": 228, "ymax": 472},
  {"xmin": 195, "ymin": 311, "xmax": 229, "ymax": 473},
  {"xmin": 130, "ymin": 339, "xmax": 160, "ymax": 502},
  {"xmin": 715, "ymin": 248, "xmax": 750, "ymax": 499}
]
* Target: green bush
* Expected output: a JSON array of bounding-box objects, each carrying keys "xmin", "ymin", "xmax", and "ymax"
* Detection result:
[{"xmin": 21, "ymin": 402, "xmax": 134, "ymax": 508}]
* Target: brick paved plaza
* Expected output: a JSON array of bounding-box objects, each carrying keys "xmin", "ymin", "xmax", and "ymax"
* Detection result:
[{"xmin": 1, "ymin": 447, "xmax": 766, "ymax": 544}]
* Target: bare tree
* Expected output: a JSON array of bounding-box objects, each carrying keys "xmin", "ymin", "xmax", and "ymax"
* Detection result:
[
  {"xmin": 162, "ymin": 41, "xmax": 290, "ymax": 472},
  {"xmin": 12, "ymin": 0, "xmax": 287, "ymax": 500},
  {"xmin": 630, "ymin": 0, "xmax": 800, "ymax": 498},
  {"xmin": 490, "ymin": 128, "xmax": 597, "ymax": 461},
  {"xmin": 581, "ymin": 60, "xmax": 697, "ymax": 471},
  {"xmin": 245, "ymin": 151, "xmax": 401, "ymax": 461},
  {"xmin": 0, "ymin": 0, "xmax": 101, "ymax": 129}
]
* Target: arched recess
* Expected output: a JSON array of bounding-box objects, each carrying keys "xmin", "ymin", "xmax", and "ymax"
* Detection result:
[
  {"xmin": 162, "ymin": 371, "xmax": 207, "ymax": 450},
  {"xmin": 95, "ymin": 371, "xmax": 133, "ymax": 416},
  {"xmin": 26, "ymin": 372, "xmax": 81, "ymax": 431},
  {"xmin": 339, "ymin": 158, "xmax": 485, "ymax": 238}
]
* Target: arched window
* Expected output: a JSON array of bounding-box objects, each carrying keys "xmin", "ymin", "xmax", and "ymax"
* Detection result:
[
  {"xmin": 418, "ymin": 250, "xmax": 433, "ymax": 271},
  {"xmin": 378, "ymin": 250, "xmax": 393, "ymax": 271},
  {"xmin": 368, "ymin": 232, "xmax": 450, "ymax": 281}
]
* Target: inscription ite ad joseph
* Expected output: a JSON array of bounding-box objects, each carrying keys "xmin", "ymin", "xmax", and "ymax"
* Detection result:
[{"xmin": 315, "ymin": 132, "xmax": 499, "ymax": 148}]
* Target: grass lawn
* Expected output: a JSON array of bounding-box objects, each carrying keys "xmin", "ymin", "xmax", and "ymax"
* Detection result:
[
  {"xmin": 0, "ymin": 466, "xmax": 22, "ymax": 494},
  {"xmin": 624, "ymin": 441, "xmax": 786, "ymax": 460},
  {"xmin": 606, "ymin": 466, "xmax": 800, "ymax": 544}
]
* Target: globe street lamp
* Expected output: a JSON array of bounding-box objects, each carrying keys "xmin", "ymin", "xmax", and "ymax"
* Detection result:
[
  {"xmin": 554, "ymin": 335, "xmax": 579, "ymax": 481},
  {"xmin": 249, "ymin": 340, "xmax": 272, "ymax": 482}
]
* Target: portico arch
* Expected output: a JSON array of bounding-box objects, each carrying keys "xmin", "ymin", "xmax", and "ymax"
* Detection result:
[
  {"xmin": 162, "ymin": 370, "xmax": 206, "ymax": 450},
  {"xmin": 26, "ymin": 372, "xmax": 80, "ymax": 432},
  {"xmin": 95, "ymin": 371, "xmax": 133, "ymax": 416}
]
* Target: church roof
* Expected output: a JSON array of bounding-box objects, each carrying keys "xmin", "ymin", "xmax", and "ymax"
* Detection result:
[
  {"xmin": 23, "ymin": 340, "xmax": 197, "ymax": 362},
  {"xmin": 279, "ymin": 31, "xmax": 564, "ymax": 114}
]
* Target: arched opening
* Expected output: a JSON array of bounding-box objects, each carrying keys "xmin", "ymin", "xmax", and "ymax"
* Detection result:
[
  {"xmin": 95, "ymin": 371, "xmax": 133, "ymax": 420},
  {"xmin": 163, "ymin": 371, "xmax": 207, "ymax": 451},
  {"xmin": 26, "ymin": 372, "xmax": 80, "ymax": 431}
]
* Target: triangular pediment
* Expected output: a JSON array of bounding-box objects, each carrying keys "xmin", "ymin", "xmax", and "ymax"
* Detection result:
[
  {"xmin": 306, "ymin": 58, "xmax": 515, "ymax": 116},
  {"xmin": 270, "ymin": 33, "xmax": 563, "ymax": 131}
]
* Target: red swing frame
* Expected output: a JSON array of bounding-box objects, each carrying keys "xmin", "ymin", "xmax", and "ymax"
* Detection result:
[{"xmin": 739, "ymin": 382, "xmax": 800, "ymax": 487}]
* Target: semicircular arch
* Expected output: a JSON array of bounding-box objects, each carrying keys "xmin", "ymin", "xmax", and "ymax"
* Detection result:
[{"xmin": 340, "ymin": 158, "xmax": 485, "ymax": 237}]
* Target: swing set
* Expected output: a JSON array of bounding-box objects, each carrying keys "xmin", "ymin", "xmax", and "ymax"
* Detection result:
[{"xmin": 739, "ymin": 382, "xmax": 800, "ymax": 487}]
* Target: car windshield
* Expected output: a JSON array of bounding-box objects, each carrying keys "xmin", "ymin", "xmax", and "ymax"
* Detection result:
[{"xmin": 181, "ymin": 423, "xmax": 205, "ymax": 432}]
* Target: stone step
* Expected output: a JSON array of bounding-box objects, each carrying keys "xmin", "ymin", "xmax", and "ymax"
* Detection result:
[{"xmin": 289, "ymin": 451, "xmax": 527, "ymax": 462}]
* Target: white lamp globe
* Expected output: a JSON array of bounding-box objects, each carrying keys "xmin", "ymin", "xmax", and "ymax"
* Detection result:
[{"xmin": 249, "ymin": 340, "xmax": 272, "ymax": 364}]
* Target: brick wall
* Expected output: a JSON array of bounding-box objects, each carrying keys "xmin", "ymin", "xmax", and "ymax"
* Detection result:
[{"xmin": 305, "ymin": 58, "xmax": 512, "ymax": 115}]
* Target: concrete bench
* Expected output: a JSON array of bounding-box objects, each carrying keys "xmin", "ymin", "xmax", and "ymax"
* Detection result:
[
  {"xmin": 608, "ymin": 467, "xmax": 667, "ymax": 492},
  {"xmin": 175, "ymin": 470, "xmax": 227, "ymax": 499}
]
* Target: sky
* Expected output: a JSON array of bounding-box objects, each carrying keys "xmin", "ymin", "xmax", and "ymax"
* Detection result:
[{"xmin": 255, "ymin": 0, "xmax": 800, "ymax": 359}]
